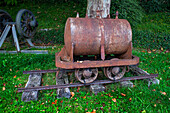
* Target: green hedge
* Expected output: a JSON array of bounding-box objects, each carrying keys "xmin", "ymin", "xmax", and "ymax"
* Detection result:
[
  {"xmin": 33, "ymin": 28, "xmax": 64, "ymax": 45},
  {"xmin": 110, "ymin": 0, "xmax": 144, "ymax": 26},
  {"xmin": 33, "ymin": 28, "xmax": 170, "ymax": 50},
  {"xmin": 139, "ymin": 0, "xmax": 169, "ymax": 13},
  {"xmin": 133, "ymin": 29, "xmax": 170, "ymax": 50}
]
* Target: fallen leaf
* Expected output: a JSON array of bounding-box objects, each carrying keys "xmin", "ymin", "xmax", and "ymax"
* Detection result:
[
  {"xmin": 147, "ymin": 50, "xmax": 151, "ymax": 53},
  {"xmin": 14, "ymin": 75, "xmax": 17, "ymax": 78},
  {"xmin": 161, "ymin": 47, "xmax": 163, "ymax": 51},
  {"xmin": 160, "ymin": 91, "xmax": 166, "ymax": 95},
  {"xmin": 77, "ymin": 87, "xmax": 80, "ymax": 92},
  {"xmin": 121, "ymin": 93, "xmax": 126, "ymax": 96},
  {"xmin": 92, "ymin": 109, "xmax": 96, "ymax": 113},
  {"xmin": 108, "ymin": 93, "xmax": 113, "ymax": 97},
  {"xmin": 82, "ymin": 96, "xmax": 86, "ymax": 99},
  {"xmin": 112, "ymin": 90, "xmax": 114, "ymax": 92},
  {"xmin": 60, "ymin": 100, "xmax": 63, "ymax": 103},
  {"xmin": 129, "ymin": 98, "xmax": 132, "ymax": 102},
  {"xmin": 10, "ymin": 69, "xmax": 12, "ymax": 71},
  {"xmin": 154, "ymin": 104, "xmax": 156, "ymax": 107},
  {"xmin": 3, "ymin": 83, "xmax": 5, "ymax": 86},
  {"xmin": 2, "ymin": 87, "xmax": 5, "ymax": 91},
  {"xmin": 41, "ymin": 103, "xmax": 44, "ymax": 105},
  {"xmin": 52, "ymin": 102, "xmax": 55, "ymax": 105},
  {"xmin": 55, "ymin": 100, "xmax": 57, "ymax": 104},
  {"xmin": 152, "ymin": 89, "xmax": 156, "ymax": 91},
  {"xmin": 112, "ymin": 98, "xmax": 116, "ymax": 102},
  {"xmin": 14, "ymin": 85, "xmax": 17, "ymax": 88},
  {"xmin": 70, "ymin": 92, "xmax": 75, "ymax": 98}
]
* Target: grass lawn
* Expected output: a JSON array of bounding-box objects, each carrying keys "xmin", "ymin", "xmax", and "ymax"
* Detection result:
[
  {"xmin": 0, "ymin": 1, "xmax": 170, "ymax": 113},
  {"xmin": 0, "ymin": 48, "xmax": 169, "ymax": 112}
]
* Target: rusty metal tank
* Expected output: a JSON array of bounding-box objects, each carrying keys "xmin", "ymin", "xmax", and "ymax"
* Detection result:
[{"xmin": 64, "ymin": 17, "xmax": 132, "ymax": 56}]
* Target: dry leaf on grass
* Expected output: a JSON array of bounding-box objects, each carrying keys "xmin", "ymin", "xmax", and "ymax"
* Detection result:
[
  {"xmin": 121, "ymin": 93, "xmax": 126, "ymax": 96},
  {"xmin": 112, "ymin": 98, "xmax": 116, "ymax": 102},
  {"xmin": 160, "ymin": 91, "xmax": 166, "ymax": 95},
  {"xmin": 70, "ymin": 92, "xmax": 75, "ymax": 98},
  {"xmin": 82, "ymin": 96, "xmax": 86, "ymax": 99}
]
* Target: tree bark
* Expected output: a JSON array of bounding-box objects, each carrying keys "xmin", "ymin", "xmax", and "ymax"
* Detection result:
[{"xmin": 87, "ymin": 0, "xmax": 111, "ymax": 18}]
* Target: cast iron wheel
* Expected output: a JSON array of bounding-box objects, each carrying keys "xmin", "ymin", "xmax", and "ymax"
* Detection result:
[
  {"xmin": 75, "ymin": 68, "xmax": 98, "ymax": 83},
  {"xmin": 0, "ymin": 10, "xmax": 13, "ymax": 36},
  {"xmin": 16, "ymin": 9, "xmax": 38, "ymax": 38},
  {"xmin": 104, "ymin": 66, "xmax": 126, "ymax": 80}
]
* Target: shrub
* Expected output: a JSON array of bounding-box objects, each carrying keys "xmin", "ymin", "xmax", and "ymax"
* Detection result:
[
  {"xmin": 139, "ymin": 0, "xmax": 169, "ymax": 13},
  {"xmin": 132, "ymin": 29, "xmax": 170, "ymax": 50},
  {"xmin": 111, "ymin": 0, "xmax": 145, "ymax": 26},
  {"xmin": 33, "ymin": 28, "xmax": 64, "ymax": 45},
  {"xmin": 0, "ymin": 0, "xmax": 18, "ymax": 5}
]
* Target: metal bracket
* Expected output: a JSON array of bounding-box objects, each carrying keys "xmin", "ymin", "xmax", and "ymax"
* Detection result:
[
  {"xmin": 26, "ymin": 38, "xmax": 35, "ymax": 47},
  {"xmin": 0, "ymin": 24, "xmax": 20, "ymax": 52},
  {"xmin": 98, "ymin": 19, "xmax": 105, "ymax": 60}
]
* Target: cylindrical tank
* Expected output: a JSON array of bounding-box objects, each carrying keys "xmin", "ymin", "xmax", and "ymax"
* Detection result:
[{"xmin": 64, "ymin": 18, "xmax": 132, "ymax": 56}]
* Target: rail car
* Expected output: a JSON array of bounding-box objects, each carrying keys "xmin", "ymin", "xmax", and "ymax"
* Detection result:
[{"xmin": 55, "ymin": 11, "xmax": 139, "ymax": 83}]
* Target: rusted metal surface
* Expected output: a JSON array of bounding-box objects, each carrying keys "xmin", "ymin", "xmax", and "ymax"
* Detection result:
[
  {"xmin": 18, "ymin": 74, "xmax": 158, "ymax": 92},
  {"xmin": 64, "ymin": 17, "xmax": 132, "ymax": 57},
  {"xmin": 55, "ymin": 47, "xmax": 139, "ymax": 69}
]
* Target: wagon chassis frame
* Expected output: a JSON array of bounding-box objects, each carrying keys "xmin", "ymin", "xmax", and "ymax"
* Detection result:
[{"xmin": 55, "ymin": 47, "xmax": 139, "ymax": 69}]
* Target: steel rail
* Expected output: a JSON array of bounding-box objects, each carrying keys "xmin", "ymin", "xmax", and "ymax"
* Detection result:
[
  {"xmin": 18, "ymin": 74, "xmax": 158, "ymax": 92},
  {"xmin": 23, "ymin": 68, "xmax": 74, "ymax": 74}
]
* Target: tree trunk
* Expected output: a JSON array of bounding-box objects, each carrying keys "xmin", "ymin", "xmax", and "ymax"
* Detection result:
[
  {"xmin": 87, "ymin": 0, "xmax": 111, "ymax": 18},
  {"xmin": 87, "ymin": 0, "xmax": 111, "ymax": 93}
]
